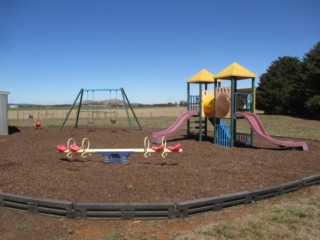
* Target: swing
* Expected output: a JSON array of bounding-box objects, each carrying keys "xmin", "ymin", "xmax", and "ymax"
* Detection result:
[
  {"xmin": 86, "ymin": 90, "xmax": 96, "ymax": 126},
  {"xmin": 110, "ymin": 114, "xmax": 117, "ymax": 124},
  {"xmin": 34, "ymin": 118, "xmax": 42, "ymax": 129},
  {"xmin": 109, "ymin": 90, "xmax": 118, "ymax": 125}
]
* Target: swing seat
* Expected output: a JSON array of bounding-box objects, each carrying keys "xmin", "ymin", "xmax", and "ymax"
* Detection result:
[
  {"xmin": 167, "ymin": 144, "xmax": 181, "ymax": 152},
  {"xmin": 69, "ymin": 144, "xmax": 82, "ymax": 152},
  {"xmin": 35, "ymin": 121, "xmax": 41, "ymax": 127},
  {"xmin": 152, "ymin": 144, "xmax": 164, "ymax": 152},
  {"xmin": 57, "ymin": 145, "xmax": 68, "ymax": 153}
]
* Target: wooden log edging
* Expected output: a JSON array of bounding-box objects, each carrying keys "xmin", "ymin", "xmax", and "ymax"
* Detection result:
[{"xmin": 1, "ymin": 174, "xmax": 320, "ymax": 220}]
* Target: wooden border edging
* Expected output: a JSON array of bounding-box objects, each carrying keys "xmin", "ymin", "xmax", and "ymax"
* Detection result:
[{"xmin": 1, "ymin": 174, "xmax": 320, "ymax": 220}]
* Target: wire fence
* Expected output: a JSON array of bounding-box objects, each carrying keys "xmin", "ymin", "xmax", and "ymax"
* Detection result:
[{"xmin": 8, "ymin": 107, "xmax": 186, "ymax": 128}]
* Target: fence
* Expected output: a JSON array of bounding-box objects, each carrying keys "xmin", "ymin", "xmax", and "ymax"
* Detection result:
[
  {"xmin": 8, "ymin": 107, "xmax": 186, "ymax": 127},
  {"xmin": 8, "ymin": 107, "xmax": 186, "ymax": 120}
]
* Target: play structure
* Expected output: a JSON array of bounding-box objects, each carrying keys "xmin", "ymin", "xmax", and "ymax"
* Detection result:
[
  {"xmin": 152, "ymin": 63, "xmax": 308, "ymax": 151},
  {"xmin": 60, "ymin": 88, "xmax": 142, "ymax": 131},
  {"xmin": 57, "ymin": 137, "xmax": 182, "ymax": 164},
  {"xmin": 153, "ymin": 65, "xmax": 255, "ymax": 146}
]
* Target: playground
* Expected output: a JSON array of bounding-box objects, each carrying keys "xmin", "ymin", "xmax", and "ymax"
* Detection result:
[{"xmin": 1, "ymin": 63, "xmax": 320, "ymax": 238}]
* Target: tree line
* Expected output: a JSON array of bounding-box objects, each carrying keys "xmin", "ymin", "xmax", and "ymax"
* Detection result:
[{"xmin": 256, "ymin": 41, "xmax": 320, "ymax": 119}]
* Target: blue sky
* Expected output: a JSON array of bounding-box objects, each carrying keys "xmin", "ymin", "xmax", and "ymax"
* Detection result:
[{"xmin": 1, "ymin": 0, "xmax": 320, "ymax": 104}]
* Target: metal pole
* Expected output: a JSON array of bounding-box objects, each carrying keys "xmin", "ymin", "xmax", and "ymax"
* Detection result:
[
  {"xmin": 251, "ymin": 77, "xmax": 255, "ymax": 145},
  {"xmin": 199, "ymin": 83, "xmax": 202, "ymax": 141},
  {"xmin": 214, "ymin": 79, "xmax": 218, "ymax": 144},
  {"xmin": 204, "ymin": 83, "xmax": 208, "ymax": 138},
  {"xmin": 231, "ymin": 78, "xmax": 236, "ymax": 147},
  {"xmin": 187, "ymin": 83, "xmax": 190, "ymax": 136},
  {"xmin": 84, "ymin": 88, "xmax": 120, "ymax": 92},
  {"xmin": 121, "ymin": 88, "xmax": 142, "ymax": 131},
  {"xmin": 74, "ymin": 89, "xmax": 84, "ymax": 128},
  {"xmin": 60, "ymin": 89, "xmax": 83, "ymax": 131}
]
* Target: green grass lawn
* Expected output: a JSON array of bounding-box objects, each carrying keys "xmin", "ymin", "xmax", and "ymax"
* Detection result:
[{"xmin": 174, "ymin": 185, "xmax": 320, "ymax": 240}]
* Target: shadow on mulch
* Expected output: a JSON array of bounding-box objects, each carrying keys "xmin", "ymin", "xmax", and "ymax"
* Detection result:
[
  {"xmin": 170, "ymin": 134, "xmax": 214, "ymax": 143},
  {"xmin": 8, "ymin": 126, "xmax": 20, "ymax": 134}
]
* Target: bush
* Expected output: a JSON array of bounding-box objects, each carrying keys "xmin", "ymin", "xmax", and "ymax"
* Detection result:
[{"xmin": 305, "ymin": 95, "xmax": 320, "ymax": 119}]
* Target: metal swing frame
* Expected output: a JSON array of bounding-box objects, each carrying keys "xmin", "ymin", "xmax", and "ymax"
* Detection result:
[{"xmin": 60, "ymin": 88, "xmax": 142, "ymax": 131}]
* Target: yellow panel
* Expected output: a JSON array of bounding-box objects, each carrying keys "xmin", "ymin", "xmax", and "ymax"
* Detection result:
[{"xmin": 215, "ymin": 87, "xmax": 232, "ymax": 118}]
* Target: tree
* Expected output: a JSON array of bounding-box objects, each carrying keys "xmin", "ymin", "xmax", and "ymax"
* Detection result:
[
  {"xmin": 179, "ymin": 100, "xmax": 187, "ymax": 107},
  {"xmin": 256, "ymin": 56, "xmax": 305, "ymax": 115},
  {"xmin": 303, "ymin": 41, "xmax": 320, "ymax": 118}
]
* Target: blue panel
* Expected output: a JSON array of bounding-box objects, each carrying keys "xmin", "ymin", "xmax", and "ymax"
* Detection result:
[{"xmin": 215, "ymin": 123, "xmax": 231, "ymax": 147}]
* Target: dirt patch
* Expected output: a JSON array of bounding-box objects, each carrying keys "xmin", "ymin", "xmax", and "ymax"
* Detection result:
[{"xmin": 0, "ymin": 127, "xmax": 319, "ymax": 203}]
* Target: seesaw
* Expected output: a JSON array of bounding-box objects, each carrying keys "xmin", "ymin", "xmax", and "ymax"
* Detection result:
[{"xmin": 57, "ymin": 137, "xmax": 182, "ymax": 165}]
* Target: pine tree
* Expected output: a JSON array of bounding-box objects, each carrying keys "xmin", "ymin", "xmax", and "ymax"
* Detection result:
[
  {"xmin": 256, "ymin": 56, "xmax": 305, "ymax": 114},
  {"xmin": 303, "ymin": 41, "xmax": 320, "ymax": 118}
]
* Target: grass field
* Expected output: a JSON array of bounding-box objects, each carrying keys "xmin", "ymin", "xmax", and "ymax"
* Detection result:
[{"xmin": 173, "ymin": 185, "xmax": 320, "ymax": 240}]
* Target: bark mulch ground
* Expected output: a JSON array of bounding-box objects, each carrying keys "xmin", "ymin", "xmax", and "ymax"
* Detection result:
[{"xmin": 1, "ymin": 126, "xmax": 319, "ymax": 204}]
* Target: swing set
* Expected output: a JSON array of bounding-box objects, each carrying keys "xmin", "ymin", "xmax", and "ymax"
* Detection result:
[
  {"xmin": 84, "ymin": 89, "xmax": 118, "ymax": 126},
  {"xmin": 60, "ymin": 88, "xmax": 142, "ymax": 131}
]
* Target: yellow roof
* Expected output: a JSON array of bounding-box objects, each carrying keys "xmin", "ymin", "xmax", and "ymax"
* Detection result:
[
  {"xmin": 187, "ymin": 69, "xmax": 221, "ymax": 83},
  {"xmin": 215, "ymin": 62, "xmax": 256, "ymax": 80}
]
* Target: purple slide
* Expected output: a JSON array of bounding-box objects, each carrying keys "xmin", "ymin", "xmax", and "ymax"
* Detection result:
[
  {"xmin": 237, "ymin": 112, "xmax": 308, "ymax": 151},
  {"xmin": 152, "ymin": 111, "xmax": 198, "ymax": 144}
]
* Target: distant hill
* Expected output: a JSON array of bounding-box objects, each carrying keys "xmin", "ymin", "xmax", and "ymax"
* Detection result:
[{"xmin": 9, "ymin": 100, "xmax": 182, "ymax": 108}]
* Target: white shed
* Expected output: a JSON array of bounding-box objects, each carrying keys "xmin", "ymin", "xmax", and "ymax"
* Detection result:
[{"xmin": 0, "ymin": 91, "xmax": 9, "ymax": 135}]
